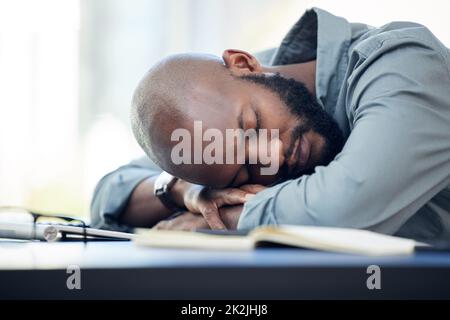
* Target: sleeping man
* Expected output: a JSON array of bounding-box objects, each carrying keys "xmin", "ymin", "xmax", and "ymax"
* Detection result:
[{"xmin": 91, "ymin": 8, "xmax": 450, "ymax": 241}]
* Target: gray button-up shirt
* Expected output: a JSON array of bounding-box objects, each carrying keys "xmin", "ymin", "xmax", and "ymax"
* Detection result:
[{"xmin": 91, "ymin": 8, "xmax": 450, "ymax": 241}]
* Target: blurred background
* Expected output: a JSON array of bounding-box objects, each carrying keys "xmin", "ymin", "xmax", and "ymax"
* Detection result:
[{"xmin": 1, "ymin": 0, "xmax": 449, "ymax": 219}]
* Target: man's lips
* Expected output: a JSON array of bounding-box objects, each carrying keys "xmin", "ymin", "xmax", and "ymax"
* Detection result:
[{"xmin": 287, "ymin": 135, "xmax": 311, "ymax": 176}]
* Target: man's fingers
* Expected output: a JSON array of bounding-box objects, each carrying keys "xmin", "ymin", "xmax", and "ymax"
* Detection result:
[
  {"xmin": 200, "ymin": 204, "xmax": 227, "ymax": 230},
  {"xmin": 240, "ymin": 184, "xmax": 267, "ymax": 194},
  {"xmin": 202, "ymin": 207, "xmax": 227, "ymax": 230},
  {"xmin": 212, "ymin": 188, "xmax": 251, "ymax": 206},
  {"xmin": 153, "ymin": 220, "xmax": 170, "ymax": 230},
  {"xmin": 194, "ymin": 186, "xmax": 264, "ymax": 230}
]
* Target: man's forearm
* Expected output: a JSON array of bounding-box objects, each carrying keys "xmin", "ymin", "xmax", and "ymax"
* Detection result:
[
  {"xmin": 122, "ymin": 174, "xmax": 251, "ymax": 229},
  {"xmin": 121, "ymin": 175, "xmax": 194, "ymax": 227},
  {"xmin": 120, "ymin": 176, "xmax": 170, "ymax": 227}
]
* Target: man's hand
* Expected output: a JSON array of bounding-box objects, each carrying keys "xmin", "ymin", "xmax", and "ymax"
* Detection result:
[
  {"xmin": 181, "ymin": 184, "xmax": 266, "ymax": 230},
  {"xmin": 153, "ymin": 211, "xmax": 209, "ymax": 231},
  {"xmin": 218, "ymin": 205, "xmax": 245, "ymax": 229},
  {"xmin": 153, "ymin": 205, "xmax": 245, "ymax": 231}
]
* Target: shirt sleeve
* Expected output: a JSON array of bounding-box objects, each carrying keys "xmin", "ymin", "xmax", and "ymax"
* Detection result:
[
  {"xmin": 238, "ymin": 38, "xmax": 450, "ymax": 236},
  {"xmin": 90, "ymin": 156, "xmax": 162, "ymax": 231}
]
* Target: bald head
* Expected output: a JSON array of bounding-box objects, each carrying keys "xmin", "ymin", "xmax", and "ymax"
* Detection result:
[
  {"xmin": 132, "ymin": 55, "xmax": 220, "ymax": 149},
  {"xmin": 130, "ymin": 53, "xmax": 237, "ymax": 180}
]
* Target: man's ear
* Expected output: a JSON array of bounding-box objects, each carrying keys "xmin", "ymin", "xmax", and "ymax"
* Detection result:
[{"xmin": 222, "ymin": 49, "xmax": 263, "ymax": 75}]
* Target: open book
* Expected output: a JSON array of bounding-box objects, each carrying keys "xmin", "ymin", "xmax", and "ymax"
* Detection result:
[{"xmin": 134, "ymin": 225, "xmax": 418, "ymax": 256}]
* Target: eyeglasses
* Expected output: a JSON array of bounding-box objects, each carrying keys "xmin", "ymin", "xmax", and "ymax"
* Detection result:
[{"xmin": 0, "ymin": 206, "xmax": 87, "ymax": 242}]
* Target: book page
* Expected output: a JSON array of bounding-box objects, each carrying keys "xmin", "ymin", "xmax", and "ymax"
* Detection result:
[{"xmin": 251, "ymin": 225, "xmax": 416, "ymax": 256}]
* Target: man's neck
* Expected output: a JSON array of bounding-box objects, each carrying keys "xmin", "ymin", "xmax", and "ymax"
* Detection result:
[{"xmin": 262, "ymin": 60, "xmax": 317, "ymax": 96}]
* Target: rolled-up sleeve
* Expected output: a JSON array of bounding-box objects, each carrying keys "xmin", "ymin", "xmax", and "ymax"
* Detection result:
[
  {"xmin": 238, "ymin": 38, "xmax": 450, "ymax": 236},
  {"xmin": 90, "ymin": 156, "xmax": 162, "ymax": 231}
]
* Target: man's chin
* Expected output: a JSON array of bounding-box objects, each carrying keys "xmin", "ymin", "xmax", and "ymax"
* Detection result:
[
  {"xmin": 244, "ymin": 162, "xmax": 315, "ymax": 187},
  {"xmin": 274, "ymin": 165, "xmax": 315, "ymax": 185}
]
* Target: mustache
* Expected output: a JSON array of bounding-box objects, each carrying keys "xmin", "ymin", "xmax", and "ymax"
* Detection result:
[
  {"xmin": 270, "ymin": 123, "xmax": 313, "ymax": 186},
  {"xmin": 283, "ymin": 124, "xmax": 310, "ymax": 161}
]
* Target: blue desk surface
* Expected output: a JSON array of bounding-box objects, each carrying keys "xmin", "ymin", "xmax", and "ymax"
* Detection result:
[
  {"xmin": 1, "ymin": 240, "xmax": 450, "ymax": 269},
  {"xmin": 1, "ymin": 241, "xmax": 450, "ymax": 299}
]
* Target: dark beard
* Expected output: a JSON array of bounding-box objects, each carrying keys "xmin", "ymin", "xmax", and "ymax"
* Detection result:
[{"xmin": 239, "ymin": 73, "xmax": 345, "ymax": 180}]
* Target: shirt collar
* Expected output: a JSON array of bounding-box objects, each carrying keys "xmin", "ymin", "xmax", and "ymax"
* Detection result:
[{"xmin": 271, "ymin": 7, "xmax": 352, "ymax": 113}]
